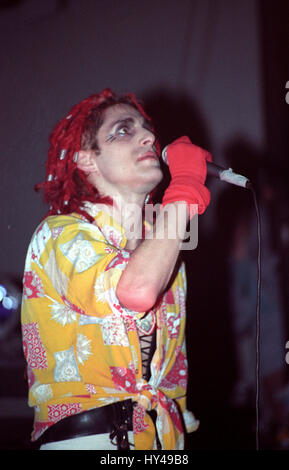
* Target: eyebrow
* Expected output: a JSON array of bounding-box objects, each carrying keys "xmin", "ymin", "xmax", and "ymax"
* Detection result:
[
  {"xmin": 107, "ymin": 114, "xmax": 153, "ymax": 133},
  {"xmin": 108, "ymin": 117, "xmax": 135, "ymax": 131}
]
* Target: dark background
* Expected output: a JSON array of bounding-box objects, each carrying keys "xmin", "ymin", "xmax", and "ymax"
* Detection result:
[{"xmin": 0, "ymin": 0, "xmax": 288, "ymax": 451}]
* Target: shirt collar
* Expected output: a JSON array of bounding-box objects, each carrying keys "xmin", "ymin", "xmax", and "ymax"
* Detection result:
[
  {"xmin": 81, "ymin": 201, "xmax": 127, "ymax": 250},
  {"xmin": 81, "ymin": 201, "xmax": 153, "ymax": 251}
]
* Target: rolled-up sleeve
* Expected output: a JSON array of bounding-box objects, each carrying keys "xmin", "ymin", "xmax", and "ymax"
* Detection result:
[{"xmin": 42, "ymin": 217, "xmax": 142, "ymax": 318}]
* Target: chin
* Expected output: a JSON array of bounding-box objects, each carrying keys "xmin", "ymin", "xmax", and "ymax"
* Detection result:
[
  {"xmin": 143, "ymin": 169, "xmax": 163, "ymax": 191},
  {"xmin": 130, "ymin": 167, "xmax": 162, "ymax": 195}
]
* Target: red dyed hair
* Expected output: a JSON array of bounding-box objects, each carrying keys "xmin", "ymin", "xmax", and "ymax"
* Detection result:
[{"xmin": 36, "ymin": 88, "xmax": 159, "ymax": 223}]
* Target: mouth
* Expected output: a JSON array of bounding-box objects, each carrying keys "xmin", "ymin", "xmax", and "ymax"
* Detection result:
[{"xmin": 137, "ymin": 152, "xmax": 159, "ymax": 162}]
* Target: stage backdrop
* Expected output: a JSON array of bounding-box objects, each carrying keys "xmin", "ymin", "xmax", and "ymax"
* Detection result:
[{"xmin": 0, "ymin": 0, "xmax": 265, "ymax": 276}]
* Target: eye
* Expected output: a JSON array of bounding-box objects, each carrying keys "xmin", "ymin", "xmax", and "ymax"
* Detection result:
[{"xmin": 117, "ymin": 125, "xmax": 131, "ymax": 136}]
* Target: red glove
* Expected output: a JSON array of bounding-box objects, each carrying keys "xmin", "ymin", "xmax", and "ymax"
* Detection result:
[{"xmin": 162, "ymin": 136, "xmax": 212, "ymax": 216}]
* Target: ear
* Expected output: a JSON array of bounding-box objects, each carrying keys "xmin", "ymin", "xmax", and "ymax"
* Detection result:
[{"xmin": 76, "ymin": 150, "xmax": 99, "ymax": 175}]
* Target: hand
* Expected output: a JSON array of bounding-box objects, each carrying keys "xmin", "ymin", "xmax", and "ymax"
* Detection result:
[
  {"xmin": 162, "ymin": 136, "xmax": 212, "ymax": 216},
  {"xmin": 165, "ymin": 136, "xmax": 212, "ymax": 184}
]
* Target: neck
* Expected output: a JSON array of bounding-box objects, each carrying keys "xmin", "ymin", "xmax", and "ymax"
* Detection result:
[{"xmin": 101, "ymin": 192, "xmax": 147, "ymax": 251}]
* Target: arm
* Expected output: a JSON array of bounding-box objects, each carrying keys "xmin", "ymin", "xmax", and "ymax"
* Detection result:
[
  {"xmin": 116, "ymin": 201, "xmax": 189, "ymax": 312},
  {"xmin": 116, "ymin": 137, "xmax": 212, "ymax": 312}
]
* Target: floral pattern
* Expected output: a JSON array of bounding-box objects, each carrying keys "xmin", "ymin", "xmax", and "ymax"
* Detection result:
[
  {"xmin": 21, "ymin": 204, "xmax": 196, "ymax": 448},
  {"xmin": 160, "ymin": 349, "xmax": 187, "ymax": 390},
  {"xmin": 101, "ymin": 314, "xmax": 129, "ymax": 346},
  {"xmin": 48, "ymin": 403, "xmax": 82, "ymax": 423},
  {"xmin": 54, "ymin": 346, "xmax": 81, "ymax": 382},
  {"xmin": 133, "ymin": 404, "xmax": 149, "ymax": 434},
  {"xmin": 49, "ymin": 298, "xmax": 78, "ymax": 326},
  {"xmin": 23, "ymin": 271, "xmax": 44, "ymax": 299},
  {"xmin": 31, "ymin": 383, "xmax": 53, "ymax": 404},
  {"xmin": 51, "ymin": 226, "xmax": 64, "ymax": 240},
  {"xmin": 110, "ymin": 363, "xmax": 137, "ymax": 393},
  {"xmin": 22, "ymin": 322, "xmax": 48, "ymax": 369},
  {"xmin": 60, "ymin": 233, "xmax": 100, "ymax": 273},
  {"xmin": 77, "ymin": 334, "xmax": 92, "ymax": 364}
]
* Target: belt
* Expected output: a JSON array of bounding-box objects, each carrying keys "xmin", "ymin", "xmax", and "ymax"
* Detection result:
[{"xmin": 39, "ymin": 399, "xmax": 134, "ymax": 450}]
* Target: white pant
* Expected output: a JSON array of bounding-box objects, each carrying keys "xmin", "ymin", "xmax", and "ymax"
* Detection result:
[{"xmin": 40, "ymin": 431, "xmax": 134, "ymax": 450}]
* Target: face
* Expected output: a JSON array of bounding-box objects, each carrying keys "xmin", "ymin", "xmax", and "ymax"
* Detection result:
[{"xmin": 92, "ymin": 104, "xmax": 163, "ymax": 197}]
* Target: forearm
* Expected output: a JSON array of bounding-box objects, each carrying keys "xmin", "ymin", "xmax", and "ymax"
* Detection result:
[
  {"xmin": 116, "ymin": 202, "xmax": 189, "ymax": 312},
  {"xmin": 117, "ymin": 137, "xmax": 212, "ymax": 312}
]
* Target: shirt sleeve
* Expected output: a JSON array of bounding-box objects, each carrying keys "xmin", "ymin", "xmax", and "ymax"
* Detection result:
[{"xmin": 42, "ymin": 216, "xmax": 143, "ymax": 318}]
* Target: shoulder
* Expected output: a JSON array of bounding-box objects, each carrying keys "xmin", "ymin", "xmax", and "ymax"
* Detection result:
[{"xmin": 35, "ymin": 214, "xmax": 106, "ymax": 244}]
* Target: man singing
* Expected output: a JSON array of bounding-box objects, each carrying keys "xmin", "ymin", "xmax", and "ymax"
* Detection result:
[{"xmin": 21, "ymin": 88, "xmax": 211, "ymax": 450}]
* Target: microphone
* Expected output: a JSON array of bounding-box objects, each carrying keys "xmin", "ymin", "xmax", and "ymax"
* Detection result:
[{"xmin": 162, "ymin": 146, "xmax": 252, "ymax": 189}]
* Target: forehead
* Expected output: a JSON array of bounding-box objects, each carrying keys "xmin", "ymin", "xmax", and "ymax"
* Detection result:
[{"xmin": 100, "ymin": 104, "xmax": 144, "ymax": 130}]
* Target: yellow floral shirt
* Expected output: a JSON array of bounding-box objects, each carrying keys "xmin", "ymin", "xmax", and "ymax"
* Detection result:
[{"xmin": 21, "ymin": 202, "xmax": 199, "ymax": 450}]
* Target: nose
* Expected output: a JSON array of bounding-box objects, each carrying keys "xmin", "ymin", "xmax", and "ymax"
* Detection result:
[{"xmin": 140, "ymin": 128, "xmax": 155, "ymax": 147}]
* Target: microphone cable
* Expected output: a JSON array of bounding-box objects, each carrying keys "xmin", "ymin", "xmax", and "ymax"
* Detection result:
[
  {"xmin": 250, "ymin": 186, "xmax": 262, "ymax": 451},
  {"xmin": 163, "ymin": 143, "xmax": 262, "ymax": 449}
]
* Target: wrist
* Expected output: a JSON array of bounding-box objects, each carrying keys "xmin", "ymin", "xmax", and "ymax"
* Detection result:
[
  {"xmin": 157, "ymin": 201, "xmax": 191, "ymax": 240},
  {"xmin": 161, "ymin": 200, "xmax": 197, "ymax": 220},
  {"xmin": 162, "ymin": 179, "xmax": 210, "ymax": 216},
  {"xmin": 169, "ymin": 172, "xmax": 206, "ymax": 186}
]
